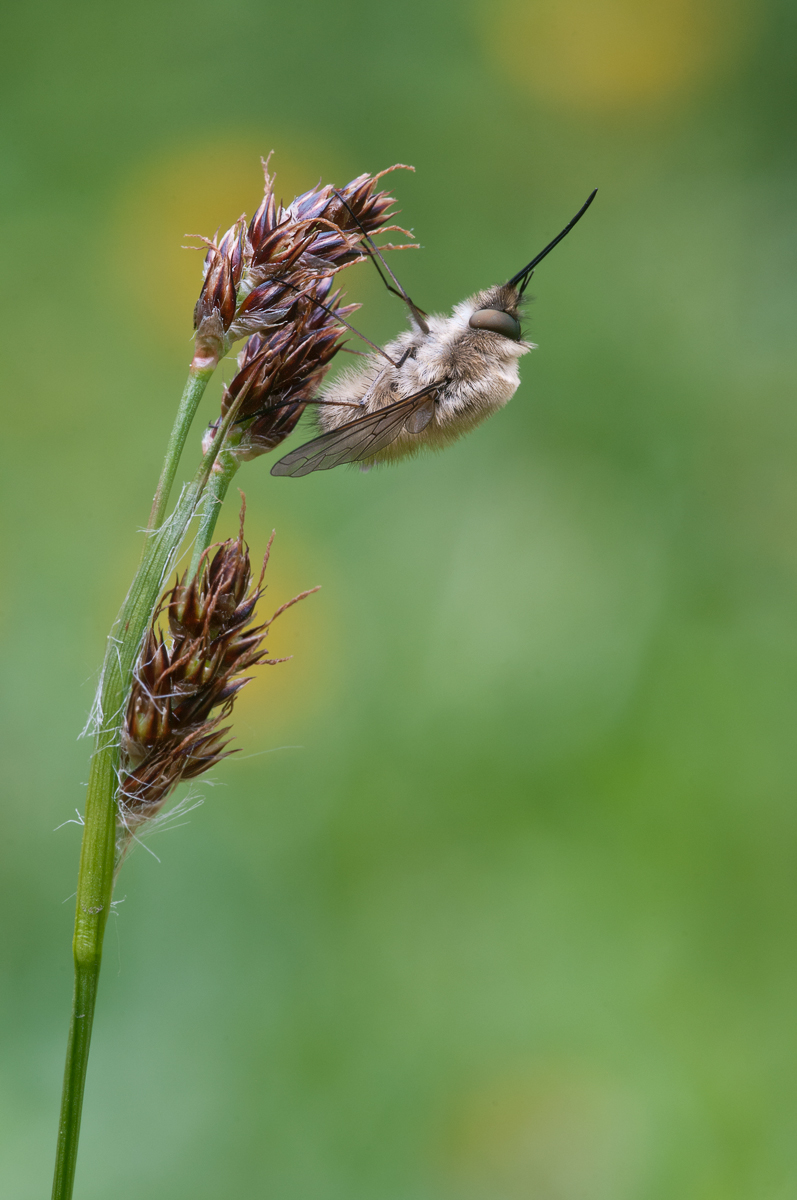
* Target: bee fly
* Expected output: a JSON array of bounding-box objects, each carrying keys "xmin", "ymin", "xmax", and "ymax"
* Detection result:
[{"xmin": 271, "ymin": 189, "xmax": 597, "ymax": 477}]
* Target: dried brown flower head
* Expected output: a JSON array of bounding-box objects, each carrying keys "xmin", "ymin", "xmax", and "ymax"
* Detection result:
[
  {"xmin": 203, "ymin": 276, "xmax": 358, "ymax": 462},
  {"xmin": 192, "ymin": 159, "xmax": 413, "ymax": 366},
  {"xmin": 117, "ymin": 503, "xmax": 316, "ymax": 848},
  {"xmin": 193, "ymin": 218, "xmax": 247, "ymax": 347}
]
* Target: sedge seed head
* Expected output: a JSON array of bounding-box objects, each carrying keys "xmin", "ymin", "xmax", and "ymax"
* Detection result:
[{"xmin": 117, "ymin": 502, "xmax": 313, "ymax": 845}]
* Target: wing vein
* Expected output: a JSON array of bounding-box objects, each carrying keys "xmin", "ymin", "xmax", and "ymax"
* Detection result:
[{"xmin": 270, "ymin": 384, "xmax": 441, "ymax": 476}]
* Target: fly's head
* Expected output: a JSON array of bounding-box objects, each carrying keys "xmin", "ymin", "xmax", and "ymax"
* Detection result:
[
  {"xmin": 455, "ymin": 284, "xmax": 532, "ymax": 365},
  {"xmin": 466, "ymin": 283, "xmax": 525, "ymax": 341},
  {"xmin": 463, "ymin": 188, "xmax": 598, "ymax": 354}
]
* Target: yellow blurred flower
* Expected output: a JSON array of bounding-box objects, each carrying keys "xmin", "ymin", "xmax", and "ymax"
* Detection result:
[
  {"xmin": 108, "ymin": 136, "xmax": 344, "ymax": 349},
  {"xmin": 438, "ymin": 1066, "xmax": 645, "ymax": 1200},
  {"xmin": 478, "ymin": 0, "xmax": 751, "ymax": 111}
]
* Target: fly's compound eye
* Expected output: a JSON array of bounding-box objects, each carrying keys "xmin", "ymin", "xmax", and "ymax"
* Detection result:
[{"xmin": 468, "ymin": 308, "xmax": 522, "ymax": 340}]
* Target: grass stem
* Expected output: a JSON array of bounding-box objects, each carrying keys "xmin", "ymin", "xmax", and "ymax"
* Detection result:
[
  {"xmin": 147, "ymin": 364, "xmax": 214, "ymax": 535},
  {"xmin": 50, "ymin": 367, "xmax": 250, "ymax": 1200},
  {"xmin": 188, "ymin": 451, "xmax": 239, "ymax": 579}
]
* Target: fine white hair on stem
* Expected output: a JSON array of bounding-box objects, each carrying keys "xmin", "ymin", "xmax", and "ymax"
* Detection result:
[
  {"xmin": 54, "ymin": 809, "xmax": 86, "ymax": 832},
  {"xmin": 142, "ymin": 787, "xmax": 206, "ymax": 837},
  {"xmin": 235, "ymin": 744, "xmax": 304, "ymax": 760},
  {"xmin": 129, "ymin": 833, "xmax": 161, "ymax": 863},
  {"xmin": 82, "ymin": 482, "xmax": 204, "ymax": 743},
  {"xmin": 114, "ymin": 785, "xmax": 208, "ymax": 870}
]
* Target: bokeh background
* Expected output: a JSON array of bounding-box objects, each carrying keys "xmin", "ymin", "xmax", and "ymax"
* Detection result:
[{"xmin": 2, "ymin": 1, "xmax": 797, "ymax": 1196}]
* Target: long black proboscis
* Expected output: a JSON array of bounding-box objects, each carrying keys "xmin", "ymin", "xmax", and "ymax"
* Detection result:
[{"xmin": 507, "ymin": 189, "xmax": 598, "ymax": 293}]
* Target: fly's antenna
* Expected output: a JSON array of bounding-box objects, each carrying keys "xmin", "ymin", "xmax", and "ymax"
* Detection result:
[
  {"xmin": 331, "ymin": 190, "xmax": 430, "ymax": 334},
  {"xmin": 508, "ymin": 189, "xmax": 597, "ymax": 297},
  {"xmin": 281, "ymin": 279, "xmax": 403, "ymax": 367}
]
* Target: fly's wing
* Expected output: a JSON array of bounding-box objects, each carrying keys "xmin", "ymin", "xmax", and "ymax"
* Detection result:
[
  {"xmin": 404, "ymin": 394, "xmax": 436, "ymax": 434},
  {"xmin": 270, "ymin": 385, "xmax": 439, "ymax": 477}
]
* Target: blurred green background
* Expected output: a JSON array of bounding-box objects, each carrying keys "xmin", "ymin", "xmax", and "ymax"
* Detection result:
[{"xmin": 3, "ymin": 0, "xmax": 797, "ymax": 1196}]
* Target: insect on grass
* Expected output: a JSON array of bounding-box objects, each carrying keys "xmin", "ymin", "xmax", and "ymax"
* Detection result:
[{"xmin": 270, "ymin": 189, "xmax": 597, "ymax": 476}]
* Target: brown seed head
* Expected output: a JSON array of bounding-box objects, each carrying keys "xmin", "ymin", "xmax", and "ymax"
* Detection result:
[
  {"xmin": 168, "ymin": 515, "xmax": 252, "ymax": 638},
  {"xmin": 191, "ymin": 159, "xmax": 413, "ymax": 359},
  {"xmin": 215, "ymin": 277, "xmax": 356, "ymax": 461},
  {"xmin": 193, "ymin": 219, "xmax": 246, "ymax": 329},
  {"xmin": 118, "ymin": 504, "xmax": 316, "ymax": 844}
]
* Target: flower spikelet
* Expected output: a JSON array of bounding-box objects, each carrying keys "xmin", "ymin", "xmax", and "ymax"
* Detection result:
[
  {"xmin": 216, "ymin": 277, "xmax": 358, "ymax": 461},
  {"xmin": 117, "ymin": 504, "xmax": 316, "ymax": 844},
  {"xmin": 191, "ymin": 159, "xmax": 414, "ymax": 360}
]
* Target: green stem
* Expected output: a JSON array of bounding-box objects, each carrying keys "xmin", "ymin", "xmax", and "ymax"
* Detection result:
[
  {"xmin": 147, "ymin": 363, "xmax": 214, "ymax": 534},
  {"xmin": 188, "ymin": 451, "xmax": 240, "ymax": 579},
  {"xmin": 51, "ymin": 369, "xmax": 247, "ymax": 1200},
  {"xmin": 51, "ymin": 966, "xmax": 99, "ymax": 1200}
]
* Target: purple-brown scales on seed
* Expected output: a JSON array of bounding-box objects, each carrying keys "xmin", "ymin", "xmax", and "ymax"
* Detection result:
[{"xmin": 118, "ymin": 503, "xmax": 316, "ymax": 843}]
